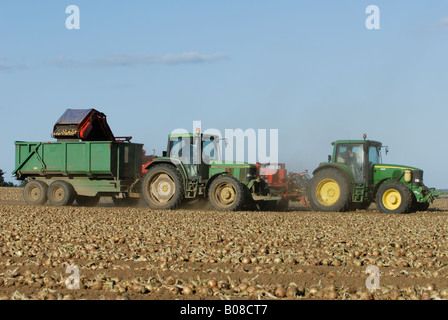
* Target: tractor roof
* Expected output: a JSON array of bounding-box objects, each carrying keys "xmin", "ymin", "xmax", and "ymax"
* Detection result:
[
  {"xmin": 168, "ymin": 133, "xmax": 218, "ymax": 139},
  {"xmin": 333, "ymin": 139, "xmax": 382, "ymax": 146}
]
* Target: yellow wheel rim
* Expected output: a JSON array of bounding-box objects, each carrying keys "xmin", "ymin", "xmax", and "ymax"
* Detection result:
[
  {"xmin": 316, "ymin": 179, "xmax": 340, "ymax": 206},
  {"xmin": 382, "ymin": 189, "xmax": 401, "ymax": 210}
]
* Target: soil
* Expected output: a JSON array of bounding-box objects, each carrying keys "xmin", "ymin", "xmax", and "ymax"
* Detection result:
[{"xmin": 0, "ymin": 187, "xmax": 447, "ymax": 300}]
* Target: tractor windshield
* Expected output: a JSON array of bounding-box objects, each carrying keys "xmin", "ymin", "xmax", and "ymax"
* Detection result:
[
  {"xmin": 202, "ymin": 137, "xmax": 221, "ymax": 163},
  {"xmin": 335, "ymin": 144, "xmax": 363, "ymax": 182}
]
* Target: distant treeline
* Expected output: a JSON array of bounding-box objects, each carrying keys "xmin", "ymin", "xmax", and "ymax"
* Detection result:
[{"xmin": 0, "ymin": 169, "xmax": 25, "ymax": 187}]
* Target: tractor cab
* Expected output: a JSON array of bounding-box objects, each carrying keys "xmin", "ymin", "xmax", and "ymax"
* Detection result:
[
  {"xmin": 331, "ymin": 139, "xmax": 382, "ymax": 185},
  {"xmin": 166, "ymin": 132, "xmax": 221, "ymax": 181}
]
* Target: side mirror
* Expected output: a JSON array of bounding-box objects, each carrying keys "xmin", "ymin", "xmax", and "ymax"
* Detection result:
[
  {"xmin": 162, "ymin": 151, "xmax": 167, "ymax": 157},
  {"xmin": 328, "ymin": 155, "xmax": 332, "ymax": 162}
]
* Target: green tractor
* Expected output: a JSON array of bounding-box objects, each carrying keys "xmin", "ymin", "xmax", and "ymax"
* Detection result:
[
  {"xmin": 307, "ymin": 135, "xmax": 438, "ymax": 214},
  {"xmin": 141, "ymin": 131, "xmax": 278, "ymax": 210}
]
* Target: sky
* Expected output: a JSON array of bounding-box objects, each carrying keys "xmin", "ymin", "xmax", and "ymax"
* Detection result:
[{"xmin": 1, "ymin": 1, "xmax": 448, "ymax": 189}]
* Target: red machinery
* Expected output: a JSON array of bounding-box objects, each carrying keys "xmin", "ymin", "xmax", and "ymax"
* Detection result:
[
  {"xmin": 52, "ymin": 109, "xmax": 118, "ymax": 141},
  {"xmin": 256, "ymin": 163, "xmax": 310, "ymax": 206}
]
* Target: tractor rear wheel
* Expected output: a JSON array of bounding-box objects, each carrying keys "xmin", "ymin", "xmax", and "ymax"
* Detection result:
[
  {"xmin": 24, "ymin": 180, "xmax": 48, "ymax": 205},
  {"xmin": 376, "ymin": 181, "xmax": 412, "ymax": 214},
  {"xmin": 307, "ymin": 169, "xmax": 351, "ymax": 212},
  {"xmin": 47, "ymin": 180, "xmax": 76, "ymax": 206},
  {"xmin": 209, "ymin": 175, "xmax": 245, "ymax": 211},
  {"xmin": 142, "ymin": 164, "xmax": 184, "ymax": 210}
]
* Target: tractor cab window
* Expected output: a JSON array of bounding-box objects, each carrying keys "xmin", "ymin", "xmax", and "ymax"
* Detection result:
[
  {"xmin": 170, "ymin": 137, "xmax": 194, "ymax": 163},
  {"xmin": 335, "ymin": 144, "xmax": 363, "ymax": 182},
  {"xmin": 202, "ymin": 136, "xmax": 220, "ymax": 164},
  {"xmin": 368, "ymin": 145, "xmax": 381, "ymax": 165},
  {"xmin": 169, "ymin": 136, "xmax": 199, "ymax": 179}
]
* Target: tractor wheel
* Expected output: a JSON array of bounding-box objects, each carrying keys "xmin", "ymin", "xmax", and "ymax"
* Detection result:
[
  {"xmin": 208, "ymin": 175, "xmax": 245, "ymax": 211},
  {"xmin": 307, "ymin": 169, "xmax": 351, "ymax": 212},
  {"xmin": 76, "ymin": 195, "xmax": 100, "ymax": 207},
  {"xmin": 112, "ymin": 195, "xmax": 140, "ymax": 207},
  {"xmin": 47, "ymin": 181, "xmax": 76, "ymax": 206},
  {"xmin": 24, "ymin": 180, "xmax": 48, "ymax": 205},
  {"xmin": 409, "ymin": 193, "xmax": 430, "ymax": 212},
  {"xmin": 142, "ymin": 164, "xmax": 184, "ymax": 210},
  {"xmin": 376, "ymin": 181, "xmax": 412, "ymax": 214}
]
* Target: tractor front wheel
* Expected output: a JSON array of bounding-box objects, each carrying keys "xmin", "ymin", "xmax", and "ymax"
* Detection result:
[
  {"xmin": 307, "ymin": 169, "xmax": 351, "ymax": 212},
  {"xmin": 209, "ymin": 175, "xmax": 245, "ymax": 211},
  {"xmin": 376, "ymin": 181, "xmax": 412, "ymax": 214}
]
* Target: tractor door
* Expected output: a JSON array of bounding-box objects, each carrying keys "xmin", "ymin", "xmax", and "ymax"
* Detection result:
[
  {"xmin": 169, "ymin": 136, "xmax": 198, "ymax": 180},
  {"xmin": 335, "ymin": 143, "xmax": 364, "ymax": 182},
  {"xmin": 200, "ymin": 135, "xmax": 220, "ymax": 182},
  {"xmin": 366, "ymin": 144, "xmax": 381, "ymax": 186}
]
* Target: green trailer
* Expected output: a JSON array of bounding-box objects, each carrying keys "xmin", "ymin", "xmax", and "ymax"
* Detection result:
[{"xmin": 13, "ymin": 141, "xmax": 143, "ymax": 206}]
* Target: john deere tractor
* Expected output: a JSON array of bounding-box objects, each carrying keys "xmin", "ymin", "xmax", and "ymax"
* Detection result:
[
  {"xmin": 307, "ymin": 135, "xmax": 438, "ymax": 214},
  {"xmin": 141, "ymin": 131, "xmax": 278, "ymax": 211}
]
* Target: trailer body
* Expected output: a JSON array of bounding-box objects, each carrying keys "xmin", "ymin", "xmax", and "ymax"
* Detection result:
[{"xmin": 14, "ymin": 141, "xmax": 143, "ymax": 197}]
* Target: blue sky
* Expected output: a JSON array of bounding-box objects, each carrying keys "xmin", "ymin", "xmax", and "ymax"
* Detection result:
[{"xmin": 1, "ymin": 1, "xmax": 448, "ymax": 188}]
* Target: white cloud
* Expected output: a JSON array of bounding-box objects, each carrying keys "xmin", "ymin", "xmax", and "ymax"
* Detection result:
[
  {"xmin": 51, "ymin": 52, "xmax": 229, "ymax": 68},
  {"xmin": 0, "ymin": 58, "xmax": 26, "ymax": 72},
  {"xmin": 439, "ymin": 17, "xmax": 448, "ymax": 26}
]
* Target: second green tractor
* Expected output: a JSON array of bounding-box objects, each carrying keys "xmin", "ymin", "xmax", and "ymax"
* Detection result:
[{"xmin": 307, "ymin": 135, "xmax": 438, "ymax": 214}]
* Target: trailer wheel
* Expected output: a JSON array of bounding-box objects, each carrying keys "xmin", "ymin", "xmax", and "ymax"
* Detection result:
[
  {"xmin": 24, "ymin": 180, "xmax": 48, "ymax": 205},
  {"xmin": 142, "ymin": 164, "xmax": 184, "ymax": 210},
  {"xmin": 76, "ymin": 195, "xmax": 100, "ymax": 207},
  {"xmin": 307, "ymin": 169, "xmax": 351, "ymax": 212},
  {"xmin": 47, "ymin": 181, "xmax": 76, "ymax": 206},
  {"xmin": 209, "ymin": 175, "xmax": 245, "ymax": 211},
  {"xmin": 376, "ymin": 181, "xmax": 412, "ymax": 214}
]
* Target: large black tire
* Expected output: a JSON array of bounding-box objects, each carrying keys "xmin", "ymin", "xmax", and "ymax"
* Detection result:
[
  {"xmin": 208, "ymin": 175, "xmax": 245, "ymax": 211},
  {"xmin": 307, "ymin": 168, "xmax": 351, "ymax": 212},
  {"xmin": 24, "ymin": 180, "xmax": 48, "ymax": 205},
  {"xmin": 376, "ymin": 181, "xmax": 412, "ymax": 214},
  {"xmin": 76, "ymin": 195, "xmax": 100, "ymax": 207},
  {"xmin": 142, "ymin": 164, "xmax": 184, "ymax": 210},
  {"xmin": 47, "ymin": 180, "xmax": 76, "ymax": 206}
]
